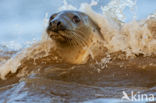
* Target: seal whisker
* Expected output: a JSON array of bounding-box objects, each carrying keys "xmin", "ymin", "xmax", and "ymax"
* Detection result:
[
  {"xmin": 68, "ymin": 30, "xmax": 86, "ymax": 38},
  {"xmin": 74, "ymin": 36, "xmax": 84, "ymax": 47},
  {"xmin": 63, "ymin": 30, "xmax": 82, "ymax": 47},
  {"xmin": 73, "ymin": 31, "xmax": 88, "ymax": 45},
  {"xmin": 70, "ymin": 37, "xmax": 79, "ymax": 48},
  {"xmin": 60, "ymin": 31, "xmax": 79, "ymax": 47},
  {"xmin": 71, "ymin": 32, "xmax": 88, "ymax": 46},
  {"xmin": 68, "ymin": 30, "xmax": 87, "ymax": 44},
  {"xmin": 66, "ymin": 33, "xmax": 80, "ymax": 48},
  {"xmin": 71, "ymin": 35, "xmax": 81, "ymax": 47},
  {"xmin": 74, "ymin": 30, "xmax": 87, "ymax": 38},
  {"xmin": 75, "ymin": 36, "xmax": 86, "ymax": 47},
  {"xmin": 70, "ymin": 32, "xmax": 86, "ymax": 47}
]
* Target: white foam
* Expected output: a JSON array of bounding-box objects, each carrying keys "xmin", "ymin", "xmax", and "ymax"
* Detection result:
[{"xmin": 0, "ymin": 41, "xmax": 22, "ymax": 51}]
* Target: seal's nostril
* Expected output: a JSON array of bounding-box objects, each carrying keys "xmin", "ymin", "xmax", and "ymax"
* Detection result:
[{"xmin": 49, "ymin": 19, "xmax": 66, "ymax": 32}]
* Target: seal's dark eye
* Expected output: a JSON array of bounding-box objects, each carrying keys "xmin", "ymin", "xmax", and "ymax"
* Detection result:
[
  {"xmin": 50, "ymin": 14, "xmax": 57, "ymax": 21},
  {"xmin": 72, "ymin": 15, "xmax": 80, "ymax": 24}
]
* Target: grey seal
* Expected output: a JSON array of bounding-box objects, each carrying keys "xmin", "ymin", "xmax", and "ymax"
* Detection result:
[{"xmin": 47, "ymin": 10, "xmax": 104, "ymax": 64}]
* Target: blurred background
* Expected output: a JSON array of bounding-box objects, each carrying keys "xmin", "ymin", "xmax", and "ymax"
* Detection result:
[{"xmin": 0, "ymin": 0, "xmax": 155, "ymax": 50}]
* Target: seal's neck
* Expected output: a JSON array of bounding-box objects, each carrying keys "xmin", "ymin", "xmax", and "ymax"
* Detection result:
[{"xmin": 55, "ymin": 43, "xmax": 89, "ymax": 64}]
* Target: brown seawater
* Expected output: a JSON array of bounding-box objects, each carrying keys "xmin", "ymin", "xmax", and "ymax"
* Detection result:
[{"xmin": 0, "ymin": 0, "xmax": 156, "ymax": 103}]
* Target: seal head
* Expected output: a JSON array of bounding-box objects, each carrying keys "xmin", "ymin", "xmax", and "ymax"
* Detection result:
[
  {"xmin": 47, "ymin": 10, "xmax": 103, "ymax": 64},
  {"xmin": 47, "ymin": 10, "xmax": 103, "ymax": 48}
]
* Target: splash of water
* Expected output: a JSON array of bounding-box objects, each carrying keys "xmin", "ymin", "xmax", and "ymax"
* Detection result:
[
  {"xmin": 101, "ymin": 0, "xmax": 137, "ymax": 22},
  {"xmin": 58, "ymin": 0, "xmax": 156, "ymax": 56}
]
